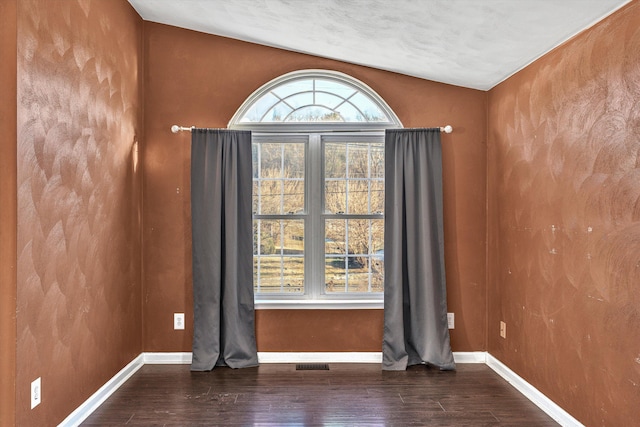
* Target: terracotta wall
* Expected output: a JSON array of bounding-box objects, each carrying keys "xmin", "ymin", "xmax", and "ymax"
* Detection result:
[
  {"xmin": 143, "ymin": 23, "xmax": 487, "ymax": 353},
  {"xmin": 9, "ymin": 1, "xmax": 637, "ymax": 425},
  {"xmin": 487, "ymin": 2, "xmax": 640, "ymax": 425},
  {"xmin": 0, "ymin": 1, "xmax": 18, "ymax": 425},
  {"xmin": 15, "ymin": 0, "xmax": 143, "ymax": 424}
]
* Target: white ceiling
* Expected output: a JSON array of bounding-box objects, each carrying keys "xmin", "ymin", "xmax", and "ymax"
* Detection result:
[{"xmin": 128, "ymin": 0, "xmax": 630, "ymax": 91}]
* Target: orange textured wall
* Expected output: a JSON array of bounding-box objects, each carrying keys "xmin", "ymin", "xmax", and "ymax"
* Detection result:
[
  {"xmin": 143, "ymin": 23, "xmax": 487, "ymax": 353},
  {"xmin": 15, "ymin": 0, "xmax": 143, "ymax": 424},
  {"xmin": 255, "ymin": 310, "xmax": 384, "ymax": 351},
  {"xmin": 0, "ymin": 0, "xmax": 18, "ymax": 425},
  {"xmin": 487, "ymin": 2, "xmax": 640, "ymax": 425}
]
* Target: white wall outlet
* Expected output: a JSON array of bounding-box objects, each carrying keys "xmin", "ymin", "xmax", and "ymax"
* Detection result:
[
  {"xmin": 500, "ymin": 321, "xmax": 507, "ymax": 338},
  {"xmin": 447, "ymin": 312, "xmax": 455, "ymax": 329},
  {"xmin": 31, "ymin": 377, "xmax": 41, "ymax": 409},
  {"xmin": 174, "ymin": 313, "xmax": 185, "ymax": 330}
]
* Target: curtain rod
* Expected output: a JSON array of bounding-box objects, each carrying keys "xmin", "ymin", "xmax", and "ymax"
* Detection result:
[
  {"xmin": 171, "ymin": 125, "xmax": 195, "ymax": 133},
  {"xmin": 171, "ymin": 124, "xmax": 453, "ymax": 134}
]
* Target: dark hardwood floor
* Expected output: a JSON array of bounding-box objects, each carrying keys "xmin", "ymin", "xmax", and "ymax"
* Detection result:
[{"xmin": 81, "ymin": 363, "xmax": 558, "ymax": 426}]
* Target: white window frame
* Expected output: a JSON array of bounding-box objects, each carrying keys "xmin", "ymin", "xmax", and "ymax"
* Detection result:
[{"xmin": 230, "ymin": 70, "xmax": 402, "ymax": 309}]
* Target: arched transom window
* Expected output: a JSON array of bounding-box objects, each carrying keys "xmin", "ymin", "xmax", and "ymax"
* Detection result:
[{"xmin": 230, "ymin": 70, "xmax": 402, "ymax": 130}]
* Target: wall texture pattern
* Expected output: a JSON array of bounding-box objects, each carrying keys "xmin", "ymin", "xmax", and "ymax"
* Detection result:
[
  {"xmin": 0, "ymin": 1, "xmax": 18, "ymax": 425},
  {"xmin": 143, "ymin": 23, "xmax": 488, "ymax": 354},
  {"xmin": 488, "ymin": 2, "xmax": 640, "ymax": 425},
  {"xmin": 16, "ymin": 1, "xmax": 142, "ymax": 424}
]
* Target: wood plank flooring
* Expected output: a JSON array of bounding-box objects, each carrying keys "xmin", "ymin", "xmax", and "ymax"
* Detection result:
[{"xmin": 81, "ymin": 363, "xmax": 558, "ymax": 426}]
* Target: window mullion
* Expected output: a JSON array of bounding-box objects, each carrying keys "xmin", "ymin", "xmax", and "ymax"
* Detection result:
[
  {"xmin": 366, "ymin": 144, "xmax": 372, "ymax": 293},
  {"xmin": 368, "ymin": 219, "xmax": 373, "ymax": 292},
  {"xmin": 344, "ymin": 218, "xmax": 349, "ymax": 292},
  {"xmin": 255, "ymin": 220, "xmax": 261, "ymax": 293},
  {"xmin": 279, "ymin": 220, "xmax": 285, "ymax": 292},
  {"xmin": 345, "ymin": 143, "xmax": 350, "ymax": 214},
  {"xmin": 367, "ymin": 144, "xmax": 372, "ymax": 213},
  {"xmin": 307, "ymin": 134, "xmax": 323, "ymax": 299}
]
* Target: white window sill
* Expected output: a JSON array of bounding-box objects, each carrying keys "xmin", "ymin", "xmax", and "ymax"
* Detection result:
[{"xmin": 254, "ymin": 299, "xmax": 384, "ymax": 310}]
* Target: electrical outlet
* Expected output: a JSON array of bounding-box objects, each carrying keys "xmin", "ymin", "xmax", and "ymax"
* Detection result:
[
  {"xmin": 174, "ymin": 313, "xmax": 185, "ymax": 330},
  {"xmin": 447, "ymin": 312, "xmax": 455, "ymax": 329},
  {"xmin": 31, "ymin": 377, "xmax": 41, "ymax": 409},
  {"xmin": 500, "ymin": 321, "xmax": 507, "ymax": 339}
]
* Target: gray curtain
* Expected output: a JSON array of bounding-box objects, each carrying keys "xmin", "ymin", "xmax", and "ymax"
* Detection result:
[
  {"xmin": 382, "ymin": 128, "xmax": 455, "ymax": 371},
  {"xmin": 190, "ymin": 128, "xmax": 258, "ymax": 371}
]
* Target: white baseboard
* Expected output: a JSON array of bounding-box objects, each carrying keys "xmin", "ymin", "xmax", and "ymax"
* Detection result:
[
  {"xmin": 139, "ymin": 351, "xmax": 486, "ymax": 364},
  {"xmin": 452, "ymin": 351, "xmax": 486, "ymax": 363},
  {"xmin": 57, "ymin": 354, "xmax": 144, "ymax": 427},
  {"xmin": 144, "ymin": 352, "xmax": 193, "ymax": 364},
  {"xmin": 255, "ymin": 351, "xmax": 486, "ymax": 364},
  {"xmin": 486, "ymin": 353, "xmax": 584, "ymax": 427},
  {"xmin": 258, "ymin": 352, "xmax": 382, "ymax": 363},
  {"xmin": 60, "ymin": 351, "xmax": 580, "ymax": 427}
]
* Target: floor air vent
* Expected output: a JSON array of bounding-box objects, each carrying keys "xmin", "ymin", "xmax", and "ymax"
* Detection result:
[{"xmin": 296, "ymin": 363, "xmax": 329, "ymax": 370}]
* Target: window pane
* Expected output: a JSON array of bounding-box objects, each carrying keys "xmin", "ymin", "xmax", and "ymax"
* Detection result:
[
  {"xmin": 371, "ymin": 255, "xmax": 384, "ymax": 292},
  {"xmin": 254, "ymin": 219, "xmax": 305, "ymax": 294},
  {"xmin": 255, "ymin": 256, "xmax": 304, "ymax": 294},
  {"xmin": 324, "ymin": 255, "xmax": 370, "ymax": 293},
  {"xmin": 325, "ymin": 141, "xmax": 384, "ymax": 215},
  {"xmin": 259, "ymin": 180, "xmax": 282, "ymax": 214},
  {"xmin": 325, "ymin": 180, "xmax": 346, "ymax": 214},
  {"xmin": 325, "ymin": 219, "xmax": 346, "ymax": 255},
  {"xmin": 370, "ymin": 144, "xmax": 384, "ymax": 178},
  {"xmin": 347, "ymin": 219, "xmax": 370, "ymax": 255},
  {"xmin": 325, "ymin": 258, "xmax": 346, "ymax": 292},
  {"xmin": 371, "ymin": 180, "xmax": 384, "ymax": 214},
  {"xmin": 370, "ymin": 219, "xmax": 384, "ymax": 254},
  {"xmin": 254, "ymin": 256, "xmax": 304, "ymax": 293},
  {"xmin": 314, "ymin": 79, "xmax": 356, "ymax": 99},
  {"xmin": 324, "ymin": 143, "xmax": 346, "ymax": 179},
  {"xmin": 254, "ymin": 142, "xmax": 305, "ymax": 215},
  {"xmin": 335, "ymin": 102, "xmax": 363, "ymax": 122},
  {"xmin": 254, "ymin": 257, "xmax": 282, "ymax": 293},
  {"xmin": 254, "ymin": 219, "xmax": 281, "ymax": 255},
  {"xmin": 271, "ymin": 79, "xmax": 313, "ymax": 99},
  {"xmin": 325, "ymin": 258, "xmax": 383, "ymax": 294},
  {"xmin": 283, "ymin": 179, "xmax": 304, "ymax": 214},
  {"xmin": 283, "ymin": 143, "xmax": 304, "ymax": 178},
  {"xmin": 263, "ymin": 103, "xmax": 293, "ymax": 122},
  {"xmin": 259, "ymin": 143, "xmax": 282, "ymax": 174},
  {"xmin": 283, "ymin": 92, "xmax": 313, "ymax": 109},
  {"xmin": 346, "ymin": 180, "xmax": 369, "ymax": 214},
  {"xmin": 315, "ymin": 92, "xmax": 343, "ymax": 110},
  {"xmin": 286, "ymin": 105, "xmax": 342, "ymax": 122},
  {"xmin": 346, "ymin": 258, "xmax": 369, "ymax": 292},
  {"xmin": 283, "ymin": 221, "xmax": 304, "ymax": 255},
  {"xmin": 253, "ymin": 219, "xmax": 305, "ymax": 255},
  {"xmin": 241, "ymin": 92, "xmax": 279, "ymax": 123},
  {"xmin": 324, "ymin": 219, "xmax": 384, "ymax": 294},
  {"xmin": 349, "ymin": 92, "xmax": 387, "ymax": 121},
  {"xmin": 282, "ymin": 257, "xmax": 304, "ymax": 293},
  {"xmin": 347, "ymin": 143, "xmax": 369, "ymax": 178}
]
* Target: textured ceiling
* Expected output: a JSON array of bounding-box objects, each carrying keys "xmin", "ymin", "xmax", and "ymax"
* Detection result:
[{"xmin": 128, "ymin": 0, "xmax": 631, "ymax": 90}]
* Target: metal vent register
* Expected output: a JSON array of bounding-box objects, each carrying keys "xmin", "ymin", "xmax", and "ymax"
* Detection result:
[{"xmin": 296, "ymin": 363, "xmax": 329, "ymax": 370}]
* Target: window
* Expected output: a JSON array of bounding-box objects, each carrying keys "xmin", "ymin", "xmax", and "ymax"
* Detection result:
[
  {"xmin": 230, "ymin": 70, "xmax": 402, "ymax": 307},
  {"xmin": 323, "ymin": 137, "xmax": 385, "ymax": 294}
]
